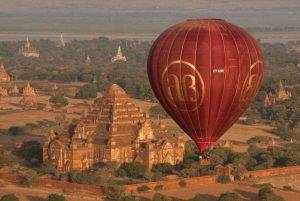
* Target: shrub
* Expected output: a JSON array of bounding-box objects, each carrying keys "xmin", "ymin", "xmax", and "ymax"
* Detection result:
[
  {"xmin": 178, "ymin": 179, "xmax": 187, "ymax": 187},
  {"xmin": 217, "ymin": 175, "xmax": 231, "ymax": 184},
  {"xmin": 19, "ymin": 169, "xmax": 38, "ymax": 187},
  {"xmin": 152, "ymin": 163, "xmax": 173, "ymax": 175},
  {"xmin": 47, "ymin": 194, "xmax": 66, "ymax": 201},
  {"xmin": 0, "ymin": 151, "xmax": 22, "ymax": 168},
  {"xmin": 258, "ymin": 186, "xmax": 285, "ymax": 201},
  {"xmin": 283, "ymin": 185, "xmax": 292, "ymax": 191},
  {"xmin": 247, "ymin": 136, "xmax": 271, "ymax": 145},
  {"xmin": 218, "ymin": 192, "xmax": 242, "ymax": 201},
  {"xmin": 16, "ymin": 140, "xmax": 43, "ymax": 167},
  {"xmin": 0, "ymin": 194, "xmax": 19, "ymax": 201},
  {"xmin": 137, "ymin": 185, "xmax": 150, "ymax": 192},
  {"xmin": 104, "ymin": 184, "xmax": 126, "ymax": 200},
  {"xmin": 152, "ymin": 193, "xmax": 171, "ymax": 201},
  {"xmin": 154, "ymin": 184, "xmax": 164, "ymax": 191},
  {"xmin": 191, "ymin": 194, "xmax": 207, "ymax": 201}
]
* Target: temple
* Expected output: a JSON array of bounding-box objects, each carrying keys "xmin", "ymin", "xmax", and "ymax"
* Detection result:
[
  {"xmin": 57, "ymin": 33, "xmax": 65, "ymax": 48},
  {"xmin": 111, "ymin": 46, "xmax": 127, "ymax": 63},
  {"xmin": 43, "ymin": 84, "xmax": 185, "ymax": 171},
  {"xmin": 20, "ymin": 36, "xmax": 40, "ymax": 58},
  {"xmin": 85, "ymin": 55, "xmax": 92, "ymax": 65},
  {"xmin": 0, "ymin": 86, "xmax": 8, "ymax": 96},
  {"xmin": 264, "ymin": 80, "xmax": 292, "ymax": 107},
  {"xmin": 0, "ymin": 63, "xmax": 10, "ymax": 82},
  {"xmin": 19, "ymin": 82, "xmax": 37, "ymax": 106},
  {"xmin": 9, "ymin": 84, "xmax": 19, "ymax": 94}
]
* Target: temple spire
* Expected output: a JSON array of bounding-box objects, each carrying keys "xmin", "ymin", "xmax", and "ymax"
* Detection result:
[{"xmin": 111, "ymin": 46, "xmax": 127, "ymax": 63}]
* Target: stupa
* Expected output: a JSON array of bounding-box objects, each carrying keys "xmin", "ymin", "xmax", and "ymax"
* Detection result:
[
  {"xmin": 19, "ymin": 82, "xmax": 37, "ymax": 106},
  {"xmin": 57, "ymin": 33, "xmax": 65, "ymax": 48},
  {"xmin": 111, "ymin": 46, "xmax": 127, "ymax": 63},
  {"xmin": 0, "ymin": 86, "xmax": 8, "ymax": 96},
  {"xmin": 20, "ymin": 36, "xmax": 39, "ymax": 58},
  {"xmin": 0, "ymin": 63, "xmax": 10, "ymax": 82},
  {"xmin": 264, "ymin": 80, "xmax": 292, "ymax": 107},
  {"xmin": 9, "ymin": 84, "xmax": 19, "ymax": 94},
  {"xmin": 85, "ymin": 55, "xmax": 92, "ymax": 65}
]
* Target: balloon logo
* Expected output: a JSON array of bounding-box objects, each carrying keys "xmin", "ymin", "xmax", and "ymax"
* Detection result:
[
  {"xmin": 148, "ymin": 19, "xmax": 264, "ymax": 152},
  {"xmin": 161, "ymin": 60, "xmax": 205, "ymax": 111}
]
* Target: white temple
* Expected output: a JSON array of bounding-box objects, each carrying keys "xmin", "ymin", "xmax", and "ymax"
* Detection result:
[
  {"xmin": 111, "ymin": 46, "xmax": 127, "ymax": 63},
  {"xmin": 57, "ymin": 33, "xmax": 65, "ymax": 48},
  {"xmin": 85, "ymin": 55, "xmax": 92, "ymax": 65},
  {"xmin": 20, "ymin": 36, "xmax": 39, "ymax": 58}
]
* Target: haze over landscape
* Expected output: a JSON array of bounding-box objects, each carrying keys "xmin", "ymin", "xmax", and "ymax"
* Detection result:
[{"xmin": 0, "ymin": 0, "xmax": 299, "ymax": 41}]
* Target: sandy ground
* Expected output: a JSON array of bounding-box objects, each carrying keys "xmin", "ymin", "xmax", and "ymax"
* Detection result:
[{"xmin": 136, "ymin": 176, "xmax": 300, "ymax": 201}]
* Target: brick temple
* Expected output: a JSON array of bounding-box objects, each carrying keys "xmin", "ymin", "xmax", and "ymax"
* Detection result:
[{"xmin": 43, "ymin": 84, "xmax": 185, "ymax": 171}]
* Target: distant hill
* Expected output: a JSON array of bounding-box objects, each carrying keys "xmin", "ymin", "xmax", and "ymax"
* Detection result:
[{"xmin": 0, "ymin": 0, "xmax": 299, "ymax": 35}]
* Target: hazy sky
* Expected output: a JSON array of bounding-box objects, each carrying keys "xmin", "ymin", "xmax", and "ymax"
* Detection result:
[{"xmin": 0, "ymin": 0, "xmax": 299, "ymax": 36}]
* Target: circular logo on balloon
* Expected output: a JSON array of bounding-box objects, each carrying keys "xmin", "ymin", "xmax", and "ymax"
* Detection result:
[{"xmin": 161, "ymin": 60, "xmax": 204, "ymax": 111}]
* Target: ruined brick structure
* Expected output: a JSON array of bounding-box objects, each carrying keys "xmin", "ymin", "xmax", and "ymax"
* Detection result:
[
  {"xmin": 264, "ymin": 80, "xmax": 292, "ymax": 107},
  {"xmin": 43, "ymin": 84, "xmax": 185, "ymax": 171}
]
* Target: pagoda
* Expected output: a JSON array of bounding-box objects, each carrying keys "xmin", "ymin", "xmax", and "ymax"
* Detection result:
[
  {"xmin": 57, "ymin": 33, "xmax": 65, "ymax": 48},
  {"xmin": 43, "ymin": 84, "xmax": 185, "ymax": 171},
  {"xmin": 264, "ymin": 80, "xmax": 292, "ymax": 107},
  {"xmin": 111, "ymin": 46, "xmax": 127, "ymax": 63},
  {"xmin": 20, "ymin": 36, "xmax": 39, "ymax": 58},
  {"xmin": 85, "ymin": 55, "xmax": 92, "ymax": 66},
  {"xmin": 19, "ymin": 82, "xmax": 37, "ymax": 106},
  {"xmin": 9, "ymin": 84, "xmax": 19, "ymax": 94},
  {"xmin": 0, "ymin": 63, "xmax": 10, "ymax": 82},
  {"xmin": 0, "ymin": 86, "xmax": 8, "ymax": 96}
]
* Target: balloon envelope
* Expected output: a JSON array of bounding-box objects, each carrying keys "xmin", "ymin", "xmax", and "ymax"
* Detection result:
[{"xmin": 147, "ymin": 19, "xmax": 264, "ymax": 152}]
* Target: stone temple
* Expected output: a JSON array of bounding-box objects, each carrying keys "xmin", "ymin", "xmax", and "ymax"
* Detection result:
[
  {"xmin": 264, "ymin": 80, "xmax": 292, "ymax": 107},
  {"xmin": 43, "ymin": 84, "xmax": 185, "ymax": 171},
  {"xmin": 0, "ymin": 63, "xmax": 10, "ymax": 82}
]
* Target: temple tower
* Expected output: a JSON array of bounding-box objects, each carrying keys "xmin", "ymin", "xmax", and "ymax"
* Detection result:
[
  {"xmin": 0, "ymin": 63, "xmax": 10, "ymax": 82},
  {"xmin": 21, "ymin": 36, "xmax": 39, "ymax": 58},
  {"xmin": 111, "ymin": 46, "xmax": 127, "ymax": 63}
]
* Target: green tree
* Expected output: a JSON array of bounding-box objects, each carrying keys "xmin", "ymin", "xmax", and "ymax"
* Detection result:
[
  {"xmin": 118, "ymin": 162, "xmax": 145, "ymax": 178},
  {"xmin": 152, "ymin": 163, "xmax": 173, "ymax": 175},
  {"xmin": 0, "ymin": 194, "xmax": 19, "ymax": 201},
  {"xmin": 75, "ymin": 84, "xmax": 97, "ymax": 99}
]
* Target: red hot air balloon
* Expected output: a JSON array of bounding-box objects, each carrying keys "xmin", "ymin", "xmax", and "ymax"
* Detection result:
[{"xmin": 147, "ymin": 19, "xmax": 264, "ymax": 153}]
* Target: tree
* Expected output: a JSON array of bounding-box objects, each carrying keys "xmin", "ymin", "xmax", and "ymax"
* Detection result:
[
  {"xmin": 8, "ymin": 126, "xmax": 24, "ymax": 136},
  {"xmin": 152, "ymin": 193, "xmax": 171, "ymax": 201},
  {"xmin": 0, "ymin": 194, "xmax": 19, "ymax": 201},
  {"xmin": 75, "ymin": 84, "xmax": 97, "ymax": 99},
  {"xmin": 152, "ymin": 163, "xmax": 173, "ymax": 175},
  {"xmin": 16, "ymin": 141, "xmax": 43, "ymax": 166},
  {"xmin": 47, "ymin": 194, "xmax": 66, "ymax": 201},
  {"xmin": 218, "ymin": 192, "xmax": 241, "ymax": 201},
  {"xmin": 49, "ymin": 92, "xmax": 68, "ymax": 108},
  {"xmin": 118, "ymin": 162, "xmax": 145, "ymax": 178}
]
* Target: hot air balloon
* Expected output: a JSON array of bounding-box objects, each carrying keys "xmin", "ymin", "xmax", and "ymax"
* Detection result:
[{"xmin": 147, "ymin": 19, "xmax": 264, "ymax": 153}]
